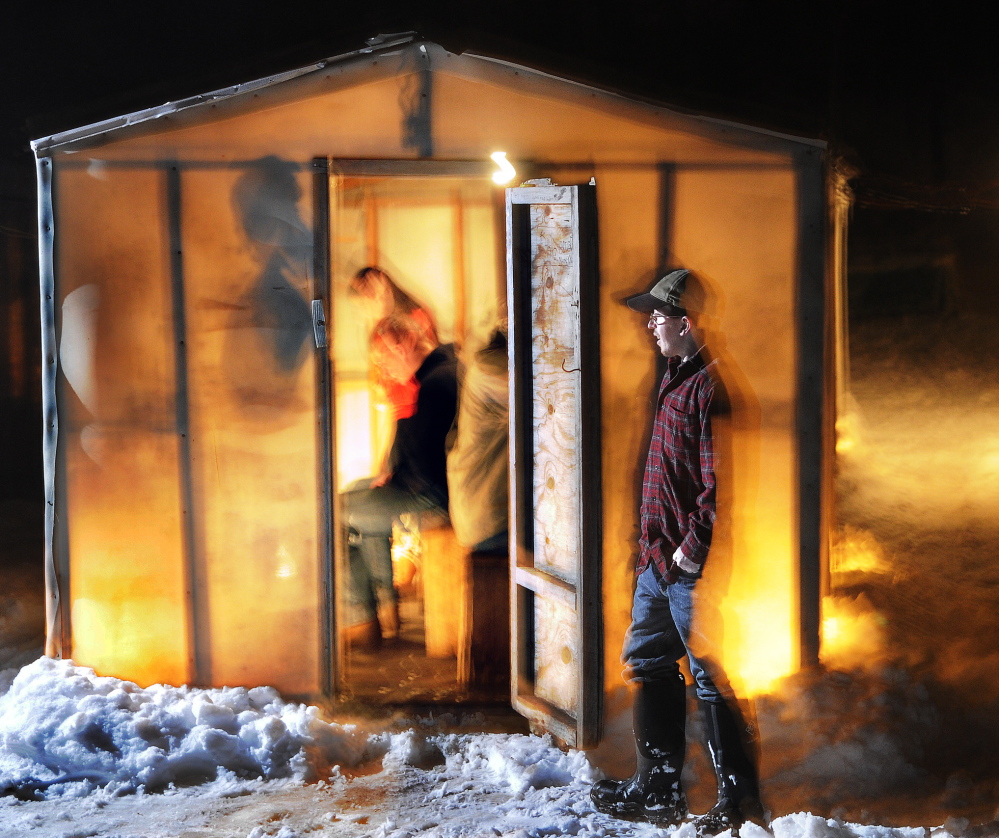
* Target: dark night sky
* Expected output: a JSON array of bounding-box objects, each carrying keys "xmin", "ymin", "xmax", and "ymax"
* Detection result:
[{"xmin": 3, "ymin": 1, "xmax": 998, "ymax": 191}]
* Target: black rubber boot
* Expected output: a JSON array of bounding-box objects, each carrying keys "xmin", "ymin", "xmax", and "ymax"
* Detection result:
[
  {"xmin": 591, "ymin": 674, "xmax": 689, "ymax": 826},
  {"xmin": 694, "ymin": 699, "xmax": 767, "ymax": 836}
]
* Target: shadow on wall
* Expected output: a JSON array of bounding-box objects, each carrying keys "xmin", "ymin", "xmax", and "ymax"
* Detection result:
[{"xmin": 225, "ymin": 156, "xmax": 314, "ymax": 417}]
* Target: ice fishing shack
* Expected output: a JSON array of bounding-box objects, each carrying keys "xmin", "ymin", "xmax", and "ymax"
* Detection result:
[{"xmin": 33, "ymin": 34, "xmax": 844, "ymax": 748}]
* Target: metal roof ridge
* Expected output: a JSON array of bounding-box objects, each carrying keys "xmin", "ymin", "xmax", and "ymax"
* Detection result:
[
  {"xmin": 32, "ymin": 33, "xmax": 824, "ymax": 155},
  {"xmin": 459, "ymin": 49, "xmax": 826, "ymax": 150},
  {"xmin": 31, "ymin": 32, "xmax": 426, "ymax": 155}
]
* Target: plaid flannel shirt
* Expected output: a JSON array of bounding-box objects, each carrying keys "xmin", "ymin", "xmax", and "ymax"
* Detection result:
[{"xmin": 636, "ymin": 352, "xmax": 717, "ymax": 578}]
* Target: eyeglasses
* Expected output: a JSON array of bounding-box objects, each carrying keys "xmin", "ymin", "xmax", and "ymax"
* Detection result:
[{"xmin": 648, "ymin": 313, "xmax": 682, "ymax": 326}]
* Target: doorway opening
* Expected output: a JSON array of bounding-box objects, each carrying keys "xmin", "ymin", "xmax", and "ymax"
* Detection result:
[{"xmin": 327, "ymin": 167, "xmax": 509, "ymax": 708}]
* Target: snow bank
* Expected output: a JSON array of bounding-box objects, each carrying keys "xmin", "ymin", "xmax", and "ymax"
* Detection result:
[
  {"xmin": 438, "ymin": 731, "xmax": 599, "ymax": 795},
  {"xmin": 0, "ymin": 657, "xmax": 370, "ymax": 798},
  {"xmin": 3, "ymin": 657, "xmax": 998, "ymax": 838},
  {"xmin": 0, "ymin": 658, "xmax": 603, "ymax": 805},
  {"xmin": 385, "ymin": 731, "xmax": 607, "ymax": 838},
  {"xmin": 771, "ymin": 813, "xmax": 932, "ymax": 838}
]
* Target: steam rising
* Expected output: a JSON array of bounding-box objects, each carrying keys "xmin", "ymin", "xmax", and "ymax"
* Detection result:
[{"xmin": 818, "ymin": 312, "xmax": 999, "ymax": 822}]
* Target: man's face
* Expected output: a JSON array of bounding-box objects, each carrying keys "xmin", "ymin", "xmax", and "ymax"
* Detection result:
[{"xmin": 647, "ymin": 309, "xmax": 686, "ymax": 358}]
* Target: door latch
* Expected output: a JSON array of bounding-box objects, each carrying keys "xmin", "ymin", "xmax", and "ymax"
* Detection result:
[{"xmin": 312, "ymin": 299, "xmax": 327, "ymax": 349}]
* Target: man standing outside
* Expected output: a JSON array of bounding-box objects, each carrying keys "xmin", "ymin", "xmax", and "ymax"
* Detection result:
[{"xmin": 590, "ymin": 269, "xmax": 764, "ymax": 834}]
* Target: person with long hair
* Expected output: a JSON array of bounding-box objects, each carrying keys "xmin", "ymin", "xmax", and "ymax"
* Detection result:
[{"xmin": 349, "ymin": 266, "xmax": 438, "ymax": 421}]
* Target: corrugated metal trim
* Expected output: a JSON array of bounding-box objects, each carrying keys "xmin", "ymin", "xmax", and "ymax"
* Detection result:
[{"xmin": 30, "ymin": 33, "xmax": 422, "ymax": 155}]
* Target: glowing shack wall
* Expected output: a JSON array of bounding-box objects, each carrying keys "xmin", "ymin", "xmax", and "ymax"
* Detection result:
[
  {"xmin": 580, "ymin": 162, "xmax": 805, "ymax": 707},
  {"xmin": 39, "ymin": 44, "xmax": 826, "ymax": 713},
  {"xmin": 179, "ymin": 166, "xmax": 321, "ymax": 694},
  {"xmin": 50, "ymin": 160, "xmax": 323, "ymax": 694},
  {"xmin": 55, "ymin": 166, "xmax": 189, "ymax": 687},
  {"xmin": 670, "ymin": 166, "xmax": 801, "ymax": 695}
]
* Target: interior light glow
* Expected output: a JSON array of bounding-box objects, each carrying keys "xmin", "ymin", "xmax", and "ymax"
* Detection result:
[{"xmin": 490, "ymin": 152, "xmax": 516, "ymax": 185}]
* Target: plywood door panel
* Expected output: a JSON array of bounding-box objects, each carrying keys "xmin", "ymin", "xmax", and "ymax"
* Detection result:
[{"xmin": 507, "ymin": 184, "xmax": 602, "ymax": 748}]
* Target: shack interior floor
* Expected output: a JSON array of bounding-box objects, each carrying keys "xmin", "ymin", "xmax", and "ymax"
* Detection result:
[{"xmin": 334, "ymin": 596, "xmax": 509, "ymax": 712}]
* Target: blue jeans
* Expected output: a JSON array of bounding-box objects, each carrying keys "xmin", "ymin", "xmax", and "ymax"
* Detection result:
[
  {"xmin": 622, "ymin": 565, "xmax": 721, "ymax": 702},
  {"xmin": 342, "ymin": 479, "xmax": 442, "ymax": 625}
]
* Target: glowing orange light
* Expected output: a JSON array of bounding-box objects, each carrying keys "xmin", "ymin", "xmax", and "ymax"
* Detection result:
[
  {"xmin": 835, "ymin": 409, "xmax": 861, "ymax": 455},
  {"xmin": 831, "ymin": 525, "xmax": 887, "ymax": 577},
  {"xmin": 821, "ymin": 594, "xmax": 887, "ymax": 670}
]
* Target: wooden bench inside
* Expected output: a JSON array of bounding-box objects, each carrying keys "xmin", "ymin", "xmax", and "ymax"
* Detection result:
[{"xmin": 419, "ymin": 511, "xmax": 510, "ymax": 691}]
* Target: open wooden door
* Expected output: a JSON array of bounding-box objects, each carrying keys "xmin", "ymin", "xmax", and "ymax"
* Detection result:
[{"xmin": 506, "ymin": 182, "xmax": 603, "ymax": 748}]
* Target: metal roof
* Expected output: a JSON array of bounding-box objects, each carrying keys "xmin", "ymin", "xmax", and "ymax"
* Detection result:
[{"xmin": 32, "ymin": 32, "xmax": 824, "ymax": 156}]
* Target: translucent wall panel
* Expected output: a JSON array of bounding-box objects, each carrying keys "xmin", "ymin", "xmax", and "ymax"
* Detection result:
[
  {"xmin": 181, "ymin": 162, "xmax": 321, "ymax": 695},
  {"xmin": 432, "ymin": 69, "xmax": 789, "ymax": 165},
  {"xmin": 53, "ymin": 159, "xmax": 325, "ymax": 696},
  {"xmin": 101, "ymin": 74, "xmax": 413, "ymax": 162},
  {"xmin": 592, "ymin": 167, "xmax": 666, "ymax": 691},
  {"xmin": 671, "ymin": 166, "xmax": 799, "ymax": 695},
  {"xmin": 56, "ymin": 164, "xmax": 189, "ymax": 687}
]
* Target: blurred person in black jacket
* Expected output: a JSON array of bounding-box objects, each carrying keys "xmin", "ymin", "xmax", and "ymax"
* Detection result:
[{"xmin": 342, "ymin": 312, "xmax": 459, "ymax": 644}]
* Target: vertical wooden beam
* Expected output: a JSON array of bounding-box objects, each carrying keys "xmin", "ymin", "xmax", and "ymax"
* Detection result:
[
  {"xmin": 657, "ymin": 163, "xmax": 677, "ymax": 268},
  {"xmin": 362, "ymin": 191, "xmax": 381, "ymax": 460},
  {"xmin": 312, "ymin": 158, "xmax": 337, "ymax": 699},
  {"xmin": 452, "ymin": 189, "xmax": 466, "ymax": 344},
  {"xmin": 36, "ymin": 154, "xmax": 70, "ymax": 659},
  {"xmin": 166, "ymin": 162, "xmax": 211, "ymax": 687},
  {"xmin": 794, "ymin": 147, "xmax": 828, "ymax": 669},
  {"xmin": 824, "ymin": 165, "xmax": 852, "ymax": 608},
  {"xmin": 575, "ymin": 183, "xmax": 604, "ymax": 748},
  {"xmin": 364, "ymin": 194, "xmax": 379, "ymax": 267},
  {"xmin": 507, "ymin": 198, "xmax": 534, "ymax": 711},
  {"xmin": 830, "ymin": 165, "xmax": 853, "ymax": 461}
]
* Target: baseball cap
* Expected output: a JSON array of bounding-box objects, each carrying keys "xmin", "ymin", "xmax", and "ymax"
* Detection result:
[{"xmin": 624, "ymin": 269, "xmax": 691, "ymax": 315}]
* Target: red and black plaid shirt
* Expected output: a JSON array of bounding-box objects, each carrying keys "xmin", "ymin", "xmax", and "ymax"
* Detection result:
[{"xmin": 636, "ymin": 352, "xmax": 718, "ymax": 578}]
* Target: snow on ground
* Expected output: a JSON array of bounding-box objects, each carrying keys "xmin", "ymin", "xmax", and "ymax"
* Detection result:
[
  {"xmin": 3, "ymin": 314, "xmax": 999, "ymax": 836},
  {"xmin": 2, "ymin": 657, "xmax": 998, "ymax": 838}
]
